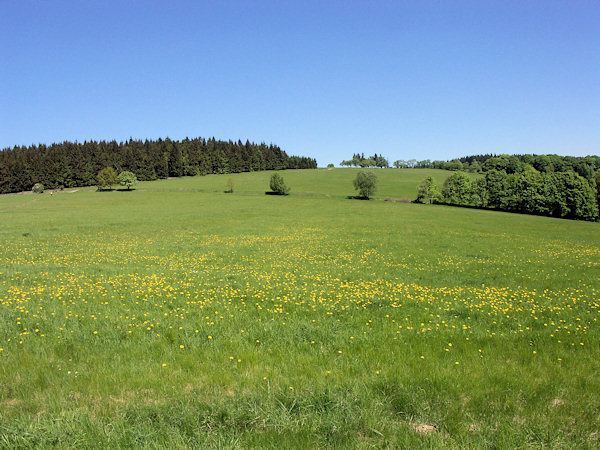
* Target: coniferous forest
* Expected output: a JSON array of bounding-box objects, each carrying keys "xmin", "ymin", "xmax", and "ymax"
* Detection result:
[{"xmin": 0, "ymin": 137, "xmax": 317, "ymax": 194}]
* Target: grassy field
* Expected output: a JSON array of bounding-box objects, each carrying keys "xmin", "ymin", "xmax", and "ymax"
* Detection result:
[
  {"xmin": 0, "ymin": 168, "xmax": 599, "ymax": 448},
  {"xmin": 125, "ymin": 167, "xmax": 460, "ymax": 199}
]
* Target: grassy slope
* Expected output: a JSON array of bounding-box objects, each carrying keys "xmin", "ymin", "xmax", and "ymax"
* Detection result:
[
  {"xmin": 135, "ymin": 168, "xmax": 461, "ymax": 199},
  {"xmin": 0, "ymin": 169, "xmax": 598, "ymax": 448}
]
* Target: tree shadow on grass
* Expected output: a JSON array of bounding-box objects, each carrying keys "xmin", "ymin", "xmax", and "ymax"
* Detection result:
[
  {"xmin": 346, "ymin": 195, "xmax": 371, "ymax": 200},
  {"xmin": 96, "ymin": 188, "xmax": 135, "ymax": 192}
]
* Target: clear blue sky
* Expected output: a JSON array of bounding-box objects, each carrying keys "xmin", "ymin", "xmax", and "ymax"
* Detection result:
[{"xmin": 1, "ymin": 1, "xmax": 598, "ymax": 166}]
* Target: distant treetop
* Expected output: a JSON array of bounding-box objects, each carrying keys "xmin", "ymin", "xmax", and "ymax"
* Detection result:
[{"xmin": 340, "ymin": 153, "xmax": 389, "ymax": 168}]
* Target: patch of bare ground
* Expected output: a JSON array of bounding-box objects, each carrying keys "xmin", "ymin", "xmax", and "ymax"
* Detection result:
[
  {"xmin": 294, "ymin": 192, "xmax": 330, "ymax": 198},
  {"xmin": 384, "ymin": 197, "xmax": 412, "ymax": 203},
  {"xmin": 512, "ymin": 416, "xmax": 526, "ymax": 426},
  {"xmin": 469, "ymin": 423, "xmax": 481, "ymax": 432},
  {"xmin": 1, "ymin": 398, "xmax": 21, "ymax": 409},
  {"xmin": 413, "ymin": 423, "xmax": 437, "ymax": 434}
]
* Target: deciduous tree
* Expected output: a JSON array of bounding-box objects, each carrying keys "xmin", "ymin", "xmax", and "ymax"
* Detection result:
[
  {"xmin": 416, "ymin": 176, "xmax": 441, "ymax": 204},
  {"xmin": 353, "ymin": 171, "xmax": 378, "ymax": 199},
  {"xmin": 97, "ymin": 167, "xmax": 118, "ymax": 191},
  {"xmin": 118, "ymin": 171, "xmax": 138, "ymax": 190}
]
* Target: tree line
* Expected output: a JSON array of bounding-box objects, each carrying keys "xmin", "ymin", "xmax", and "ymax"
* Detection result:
[
  {"xmin": 395, "ymin": 153, "xmax": 600, "ymax": 177},
  {"xmin": 0, "ymin": 137, "xmax": 317, "ymax": 194},
  {"xmin": 339, "ymin": 151, "xmax": 600, "ymax": 220},
  {"xmin": 340, "ymin": 153, "xmax": 390, "ymax": 168},
  {"xmin": 417, "ymin": 169, "xmax": 599, "ymax": 222},
  {"xmin": 341, "ymin": 152, "xmax": 600, "ymax": 180}
]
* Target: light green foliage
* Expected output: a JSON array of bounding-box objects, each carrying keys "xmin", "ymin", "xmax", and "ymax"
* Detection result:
[
  {"xmin": 118, "ymin": 171, "xmax": 138, "ymax": 190},
  {"xmin": 31, "ymin": 183, "xmax": 44, "ymax": 194},
  {"xmin": 0, "ymin": 169, "xmax": 598, "ymax": 447},
  {"xmin": 269, "ymin": 172, "xmax": 290, "ymax": 195},
  {"xmin": 97, "ymin": 167, "xmax": 118, "ymax": 191},
  {"xmin": 444, "ymin": 159, "xmax": 463, "ymax": 171},
  {"xmin": 416, "ymin": 176, "xmax": 441, "ymax": 204},
  {"xmin": 468, "ymin": 160, "xmax": 482, "ymax": 173},
  {"xmin": 353, "ymin": 171, "xmax": 378, "ymax": 199}
]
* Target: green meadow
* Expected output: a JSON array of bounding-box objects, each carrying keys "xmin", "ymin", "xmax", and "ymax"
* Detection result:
[{"xmin": 0, "ymin": 168, "xmax": 599, "ymax": 448}]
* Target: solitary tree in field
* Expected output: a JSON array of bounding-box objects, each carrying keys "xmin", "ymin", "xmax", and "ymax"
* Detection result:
[
  {"xmin": 353, "ymin": 171, "xmax": 378, "ymax": 199},
  {"xmin": 269, "ymin": 173, "xmax": 290, "ymax": 195},
  {"xmin": 225, "ymin": 178, "xmax": 234, "ymax": 193},
  {"xmin": 97, "ymin": 167, "xmax": 118, "ymax": 191},
  {"xmin": 118, "ymin": 171, "xmax": 138, "ymax": 190}
]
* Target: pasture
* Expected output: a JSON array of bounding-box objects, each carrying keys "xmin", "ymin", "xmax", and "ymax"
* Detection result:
[{"xmin": 0, "ymin": 169, "xmax": 599, "ymax": 448}]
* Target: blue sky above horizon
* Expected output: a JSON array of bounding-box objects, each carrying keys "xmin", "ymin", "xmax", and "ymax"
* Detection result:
[{"xmin": 1, "ymin": 1, "xmax": 598, "ymax": 166}]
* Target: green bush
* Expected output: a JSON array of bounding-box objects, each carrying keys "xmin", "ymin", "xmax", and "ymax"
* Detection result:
[
  {"xmin": 353, "ymin": 171, "xmax": 378, "ymax": 199},
  {"xmin": 32, "ymin": 183, "xmax": 44, "ymax": 194},
  {"xmin": 269, "ymin": 173, "xmax": 290, "ymax": 195},
  {"xmin": 97, "ymin": 167, "xmax": 118, "ymax": 191}
]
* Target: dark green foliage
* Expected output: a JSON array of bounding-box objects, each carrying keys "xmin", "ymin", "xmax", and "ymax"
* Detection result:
[
  {"xmin": 428, "ymin": 154, "xmax": 600, "ymax": 180},
  {"xmin": 481, "ymin": 155, "xmax": 527, "ymax": 174},
  {"xmin": 118, "ymin": 171, "xmax": 138, "ymax": 190},
  {"xmin": 484, "ymin": 170, "xmax": 507, "ymax": 209},
  {"xmin": 470, "ymin": 178, "xmax": 487, "ymax": 207},
  {"xmin": 0, "ymin": 137, "xmax": 317, "ymax": 194},
  {"xmin": 327, "ymin": 164, "xmax": 335, "ymax": 169},
  {"xmin": 416, "ymin": 176, "xmax": 441, "ymax": 204},
  {"xmin": 352, "ymin": 171, "xmax": 378, "ymax": 199},
  {"xmin": 97, "ymin": 167, "xmax": 118, "ymax": 191},
  {"xmin": 31, "ymin": 183, "xmax": 44, "ymax": 194},
  {"xmin": 575, "ymin": 162, "xmax": 594, "ymax": 180},
  {"xmin": 547, "ymin": 171, "xmax": 598, "ymax": 221},
  {"xmin": 269, "ymin": 173, "xmax": 290, "ymax": 195},
  {"xmin": 445, "ymin": 170, "xmax": 599, "ymax": 221}
]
